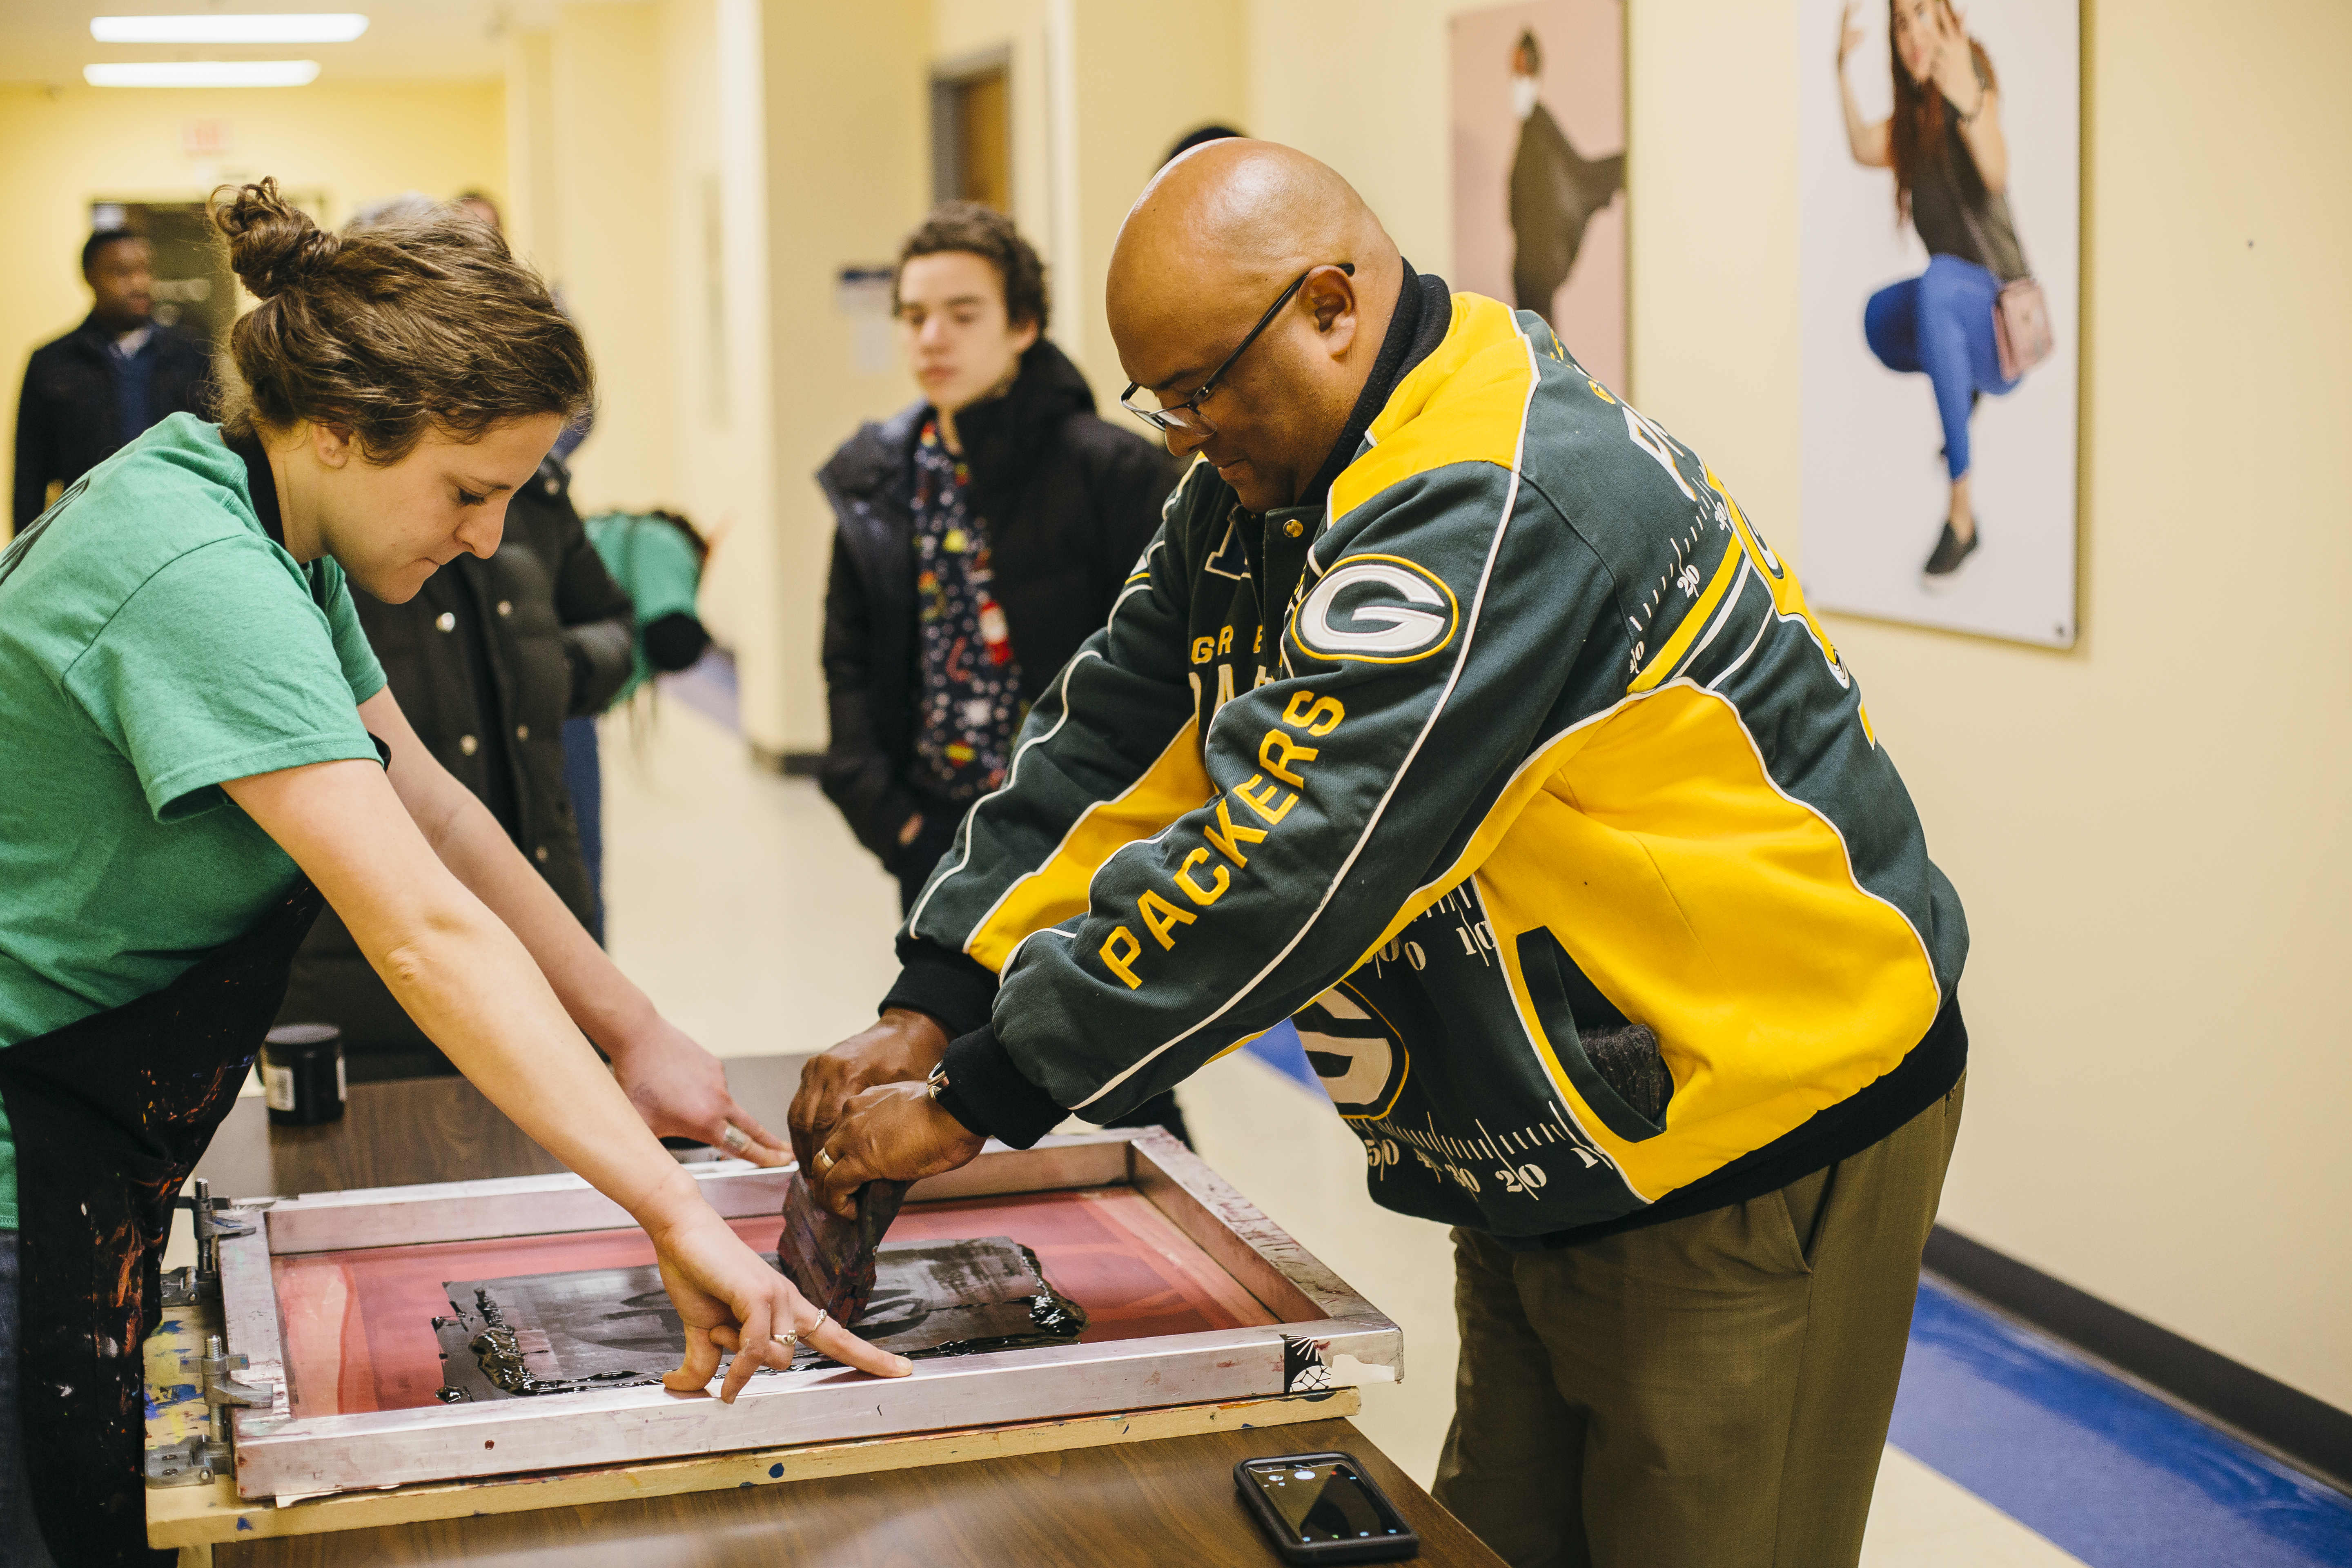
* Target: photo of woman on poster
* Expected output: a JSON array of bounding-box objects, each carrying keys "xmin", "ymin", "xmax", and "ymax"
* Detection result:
[
  {"xmin": 1450, "ymin": 0, "xmax": 1627, "ymax": 396},
  {"xmin": 1838, "ymin": 0, "xmax": 2029, "ymax": 578}
]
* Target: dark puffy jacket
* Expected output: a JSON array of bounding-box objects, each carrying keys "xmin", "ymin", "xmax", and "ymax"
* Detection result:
[
  {"xmin": 817, "ymin": 339, "xmax": 1180, "ymax": 862},
  {"xmin": 276, "ymin": 457, "xmax": 635, "ymax": 1076},
  {"xmin": 13, "ymin": 314, "xmax": 213, "ymax": 527}
]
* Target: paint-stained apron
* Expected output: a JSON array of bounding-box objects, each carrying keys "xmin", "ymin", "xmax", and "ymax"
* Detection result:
[
  {"xmin": 0, "ymin": 875, "xmax": 327, "ymax": 1566},
  {"xmin": 0, "ymin": 483, "xmax": 353, "ymax": 1564}
]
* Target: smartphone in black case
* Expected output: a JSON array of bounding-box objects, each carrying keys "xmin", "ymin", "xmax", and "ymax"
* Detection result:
[{"xmin": 1233, "ymin": 1451, "xmax": 1420, "ymax": 1564}]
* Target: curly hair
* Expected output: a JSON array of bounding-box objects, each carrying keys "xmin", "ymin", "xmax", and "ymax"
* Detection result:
[
  {"xmin": 208, "ymin": 178, "xmax": 593, "ymax": 463},
  {"xmin": 895, "ymin": 201, "xmax": 1049, "ymax": 332}
]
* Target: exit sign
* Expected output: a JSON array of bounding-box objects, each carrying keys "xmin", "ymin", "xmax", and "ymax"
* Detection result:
[{"xmin": 180, "ymin": 118, "xmax": 234, "ymax": 156}]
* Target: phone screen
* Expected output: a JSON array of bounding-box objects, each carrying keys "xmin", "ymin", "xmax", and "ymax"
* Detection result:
[{"xmin": 1243, "ymin": 1459, "xmax": 1405, "ymax": 1546}]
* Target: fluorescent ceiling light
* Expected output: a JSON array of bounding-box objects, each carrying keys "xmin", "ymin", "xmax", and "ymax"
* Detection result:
[
  {"xmin": 91, "ymin": 14, "xmax": 368, "ymax": 44},
  {"xmin": 84, "ymin": 60, "xmax": 322, "ymax": 87}
]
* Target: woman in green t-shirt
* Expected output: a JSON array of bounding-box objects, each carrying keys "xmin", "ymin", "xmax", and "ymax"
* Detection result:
[{"xmin": 0, "ymin": 182, "xmax": 908, "ymax": 1566}]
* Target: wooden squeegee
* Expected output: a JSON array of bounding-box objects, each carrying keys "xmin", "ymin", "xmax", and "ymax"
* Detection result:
[{"xmin": 773, "ymin": 1172, "xmax": 911, "ymax": 1325}]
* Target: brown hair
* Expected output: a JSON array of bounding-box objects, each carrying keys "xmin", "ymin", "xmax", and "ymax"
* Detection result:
[
  {"xmin": 1886, "ymin": 0, "xmax": 1998, "ymax": 223},
  {"xmin": 208, "ymin": 178, "xmax": 592, "ymax": 462},
  {"xmin": 895, "ymin": 201, "xmax": 1049, "ymax": 332}
]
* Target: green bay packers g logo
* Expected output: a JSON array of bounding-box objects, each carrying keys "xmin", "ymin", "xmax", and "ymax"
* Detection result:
[{"xmin": 1291, "ymin": 555, "xmax": 1459, "ymax": 664}]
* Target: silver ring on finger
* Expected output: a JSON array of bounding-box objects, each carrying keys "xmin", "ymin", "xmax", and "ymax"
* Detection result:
[
  {"xmin": 719, "ymin": 1124, "xmax": 751, "ymax": 1155},
  {"xmin": 807, "ymin": 1308, "xmax": 831, "ymax": 1337},
  {"xmin": 776, "ymin": 1328, "xmax": 797, "ymax": 1362}
]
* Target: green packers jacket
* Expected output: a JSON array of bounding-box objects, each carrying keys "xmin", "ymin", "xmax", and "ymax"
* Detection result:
[{"xmin": 886, "ymin": 269, "xmax": 1967, "ymax": 1245}]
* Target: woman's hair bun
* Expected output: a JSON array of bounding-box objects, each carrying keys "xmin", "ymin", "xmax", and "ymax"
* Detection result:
[{"xmin": 210, "ymin": 178, "xmax": 341, "ymax": 300}]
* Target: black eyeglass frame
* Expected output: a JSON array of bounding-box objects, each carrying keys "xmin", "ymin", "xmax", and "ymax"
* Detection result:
[{"xmin": 1118, "ymin": 262, "xmax": 1356, "ymax": 435}]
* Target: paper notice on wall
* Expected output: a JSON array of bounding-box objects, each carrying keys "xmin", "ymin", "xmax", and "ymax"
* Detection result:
[{"xmin": 836, "ymin": 265, "xmax": 897, "ymax": 376}]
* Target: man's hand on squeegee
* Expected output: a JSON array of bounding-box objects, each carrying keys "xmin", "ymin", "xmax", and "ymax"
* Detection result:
[
  {"xmin": 611, "ymin": 1015, "xmax": 790, "ymax": 1164},
  {"xmin": 810, "ymin": 1081, "xmax": 986, "ymax": 1219},
  {"xmin": 648, "ymin": 1203, "xmax": 915, "ymax": 1399},
  {"xmin": 788, "ymin": 1008, "xmax": 951, "ymax": 1172}
]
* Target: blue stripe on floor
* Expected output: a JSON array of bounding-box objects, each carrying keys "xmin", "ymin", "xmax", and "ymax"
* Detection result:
[
  {"xmin": 1243, "ymin": 1018, "xmax": 1319, "ymax": 1090},
  {"xmin": 1234, "ymin": 1048, "xmax": 2352, "ymax": 1564},
  {"xmin": 1891, "ymin": 1279, "xmax": 2352, "ymax": 1567}
]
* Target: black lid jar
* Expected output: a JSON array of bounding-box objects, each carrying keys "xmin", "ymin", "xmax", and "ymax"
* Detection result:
[{"xmin": 260, "ymin": 1022, "xmax": 346, "ymax": 1126}]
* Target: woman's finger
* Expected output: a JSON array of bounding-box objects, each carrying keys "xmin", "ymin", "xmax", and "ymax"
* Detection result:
[
  {"xmin": 721, "ymin": 1097, "xmax": 786, "ymax": 1152},
  {"xmin": 717, "ymin": 1098, "xmax": 790, "ymax": 1166},
  {"xmin": 719, "ymin": 1294, "xmax": 772, "ymax": 1403},
  {"xmin": 800, "ymin": 1297, "xmax": 916, "ymax": 1380},
  {"xmin": 734, "ymin": 1133, "xmax": 790, "ymax": 1167},
  {"xmin": 664, "ymin": 1322, "xmax": 721, "ymax": 1393},
  {"xmin": 710, "ymin": 1115, "xmax": 788, "ymax": 1167}
]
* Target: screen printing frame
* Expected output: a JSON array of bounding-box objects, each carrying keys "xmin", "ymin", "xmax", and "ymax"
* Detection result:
[{"xmin": 216, "ymin": 1128, "xmax": 1401, "ymax": 1503}]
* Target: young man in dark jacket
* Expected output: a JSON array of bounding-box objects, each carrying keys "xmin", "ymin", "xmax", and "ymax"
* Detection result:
[
  {"xmin": 817, "ymin": 201, "xmax": 1184, "ymax": 1132},
  {"xmin": 12, "ymin": 231, "xmax": 213, "ymax": 528}
]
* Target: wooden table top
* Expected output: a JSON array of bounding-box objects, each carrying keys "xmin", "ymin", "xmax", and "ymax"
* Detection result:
[
  {"xmin": 215, "ymin": 1414, "xmax": 1502, "ymax": 1568},
  {"xmin": 189, "ymin": 1054, "xmax": 813, "ymax": 1198},
  {"xmin": 189, "ymin": 1060, "xmax": 1496, "ymax": 1568}
]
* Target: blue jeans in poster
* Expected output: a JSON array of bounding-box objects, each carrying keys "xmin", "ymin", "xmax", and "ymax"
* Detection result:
[{"xmin": 1863, "ymin": 253, "xmax": 2020, "ymax": 481}]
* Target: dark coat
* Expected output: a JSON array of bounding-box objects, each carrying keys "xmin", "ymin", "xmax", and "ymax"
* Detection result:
[
  {"xmin": 13, "ymin": 313, "xmax": 214, "ymax": 526},
  {"xmin": 1509, "ymin": 104, "xmax": 1625, "ymax": 317},
  {"xmin": 817, "ymin": 339, "xmax": 1180, "ymax": 863},
  {"xmin": 276, "ymin": 457, "xmax": 636, "ymax": 1076}
]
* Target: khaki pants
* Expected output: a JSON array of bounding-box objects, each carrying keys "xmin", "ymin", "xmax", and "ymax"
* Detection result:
[{"xmin": 1432, "ymin": 1076, "xmax": 1965, "ymax": 1568}]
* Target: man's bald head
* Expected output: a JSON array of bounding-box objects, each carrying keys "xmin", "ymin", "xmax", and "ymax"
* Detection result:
[
  {"xmin": 1107, "ymin": 141, "xmax": 1405, "ymax": 513},
  {"xmin": 1110, "ymin": 140, "xmax": 1397, "ymax": 346}
]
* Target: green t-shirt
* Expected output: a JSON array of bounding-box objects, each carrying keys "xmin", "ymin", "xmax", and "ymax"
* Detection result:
[
  {"xmin": 585, "ymin": 512, "xmax": 704, "ymax": 701},
  {"xmin": 0, "ymin": 414, "xmax": 387, "ymax": 1228}
]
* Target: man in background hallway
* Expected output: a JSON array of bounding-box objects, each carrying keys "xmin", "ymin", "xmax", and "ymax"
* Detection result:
[
  {"xmin": 816, "ymin": 201, "xmax": 1189, "ymax": 1143},
  {"xmin": 12, "ymin": 230, "xmax": 213, "ymax": 530}
]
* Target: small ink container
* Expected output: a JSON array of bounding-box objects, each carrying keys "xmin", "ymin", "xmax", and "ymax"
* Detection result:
[{"xmin": 261, "ymin": 1022, "xmax": 346, "ymax": 1126}]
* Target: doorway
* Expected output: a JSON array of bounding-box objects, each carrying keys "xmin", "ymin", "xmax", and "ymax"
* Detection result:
[
  {"xmin": 88, "ymin": 199, "xmax": 239, "ymax": 347},
  {"xmin": 932, "ymin": 51, "xmax": 1011, "ymax": 213}
]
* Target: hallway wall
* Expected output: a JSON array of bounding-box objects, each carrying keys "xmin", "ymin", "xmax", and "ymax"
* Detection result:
[
  {"xmin": 752, "ymin": 0, "xmax": 933, "ymax": 758},
  {"xmin": 546, "ymin": 3, "xmax": 677, "ymax": 521}
]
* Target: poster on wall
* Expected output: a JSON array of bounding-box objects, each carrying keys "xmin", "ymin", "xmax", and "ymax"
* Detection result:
[
  {"xmin": 1800, "ymin": 0, "xmax": 2080, "ymax": 646},
  {"xmin": 1451, "ymin": 0, "xmax": 1626, "ymax": 395}
]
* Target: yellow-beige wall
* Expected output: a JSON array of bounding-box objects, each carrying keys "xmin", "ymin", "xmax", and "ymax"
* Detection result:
[
  {"xmin": 0, "ymin": 80, "xmax": 507, "ymax": 530},
  {"xmin": 1069, "ymin": 4, "xmax": 1250, "ymax": 385},
  {"xmin": 749, "ymin": 0, "xmax": 933, "ymax": 758},
  {"xmin": 1247, "ymin": 0, "xmax": 2350, "ymax": 1410},
  {"xmin": 544, "ymin": 3, "xmax": 677, "ymax": 522}
]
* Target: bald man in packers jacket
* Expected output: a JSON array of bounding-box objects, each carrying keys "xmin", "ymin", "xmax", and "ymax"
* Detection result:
[{"xmin": 790, "ymin": 142, "xmax": 1967, "ymax": 1568}]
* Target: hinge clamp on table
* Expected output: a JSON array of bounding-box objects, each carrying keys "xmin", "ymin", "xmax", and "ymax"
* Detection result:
[
  {"xmin": 146, "ymin": 1180, "xmax": 269, "ymax": 1488},
  {"xmin": 160, "ymin": 1177, "xmax": 258, "ymax": 1306},
  {"xmin": 143, "ymin": 1333, "xmax": 269, "ymax": 1487}
]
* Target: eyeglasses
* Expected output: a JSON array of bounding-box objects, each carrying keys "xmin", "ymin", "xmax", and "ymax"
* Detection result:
[{"xmin": 1119, "ymin": 263, "xmax": 1355, "ymax": 437}]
